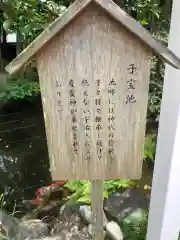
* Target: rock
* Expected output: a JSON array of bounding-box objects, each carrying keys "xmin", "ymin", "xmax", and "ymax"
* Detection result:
[
  {"xmin": 104, "ymin": 188, "xmax": 149, "ymax": 239},
  {"xmin": 106, "ymin": 221, "xmax": 123, "ymax": 240},
  {"xmin": 79, "ymin": 205, "xmax": 107, "ymax": 238},
  {"xmin": 79, "ymin": 205, "xmax": 123, "ymax": 240},
  {"xmin": 0, "ymin": 205, "xmax": 91, "ymax": 239},
  {"xmin": 79, "ymin": 205, "xmax": 108, "ymax": 226},
  {"xmin": 0, "ymin": 211, "xmax": 50, "ymax": 239},
  {"xmin": 104, "ymin": 187, "xmax": 150, "ymax": 223},
  {"xmin": 15, "ymin": 219, "xmax": 50, "ymax": 239},
  {"xmin": 50, "ymin": 205, "xmax": 91, "ymax": 240},
  {"xmin": 87, "ymin": 224, "xmax": 92, "ymax": 236},
  {"xmin": 123, "ymin": 208, "xmax": 147, "ymax": 225},
  {"xmin": 0, "ymin": 210, "xmax": 20, "ymax": 238}
]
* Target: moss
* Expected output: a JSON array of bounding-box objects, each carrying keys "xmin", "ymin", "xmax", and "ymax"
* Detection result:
[{"xmin": 121, "ymin": 209, "xmax": 148, "ymax": 240}]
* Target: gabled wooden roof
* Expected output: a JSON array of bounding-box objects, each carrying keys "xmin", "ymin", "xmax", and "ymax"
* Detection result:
[{"xmin": 5, "ymin": 0, "xmax": 180, "ymax": 74}]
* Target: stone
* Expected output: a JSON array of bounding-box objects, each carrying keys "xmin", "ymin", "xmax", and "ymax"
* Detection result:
[
  {"xmin": 87, "ymin": 224, "xmax": 92, "ymax": 236},
  {"xmin": 123, "ymin": 208, "xmax": 147, "ymax": 225},
  {"xmin": 15, "ymin": 219, "xmax": 50, "ymax": 239},
  {"xmin": 104, "ymin": 187, "xmax": 150, "ymax": 223},
  {"xmin": 104, "ymin": 188, "xmax": 149, "ymax": 239},
  {"xmin": 79, "ymin": 205, "xmax": 108, "ymax": 226},
  {"xmin": 0, "ymin": 210, "xmax": 20, "ymax": 238},
  {"xmin": 51, "ymin": 205, "xmax": 90, "ymax": 240},
  {"xmin": 106, "ymin": 221, "xmax": 123, "ymax": 240}
]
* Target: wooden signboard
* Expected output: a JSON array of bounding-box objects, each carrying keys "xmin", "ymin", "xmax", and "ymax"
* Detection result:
[
  {"xmin": 37, "ymin": 4, "xmax": 152, "ymax": 180},
  {"xmin": 5, "ymin": 0, "xmax": 180, "ymax": 181}
]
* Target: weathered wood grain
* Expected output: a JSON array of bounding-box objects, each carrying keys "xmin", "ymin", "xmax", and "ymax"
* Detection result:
[
  {"xmin": 91, "ymin": 180, "xmax": 104, "ymax": 240},
  {"xmin": 37, "ymin": 4, "xmax": 151, "ymax": 180}
]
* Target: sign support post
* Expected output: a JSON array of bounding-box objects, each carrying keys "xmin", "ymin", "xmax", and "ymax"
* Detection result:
[{"xmin": 91, "ymin": 180, "xmax": 104, "ymax": 240}]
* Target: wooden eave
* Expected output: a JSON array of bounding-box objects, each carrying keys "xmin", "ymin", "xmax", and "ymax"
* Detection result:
[{"xmin": 5, "ymin": 0, "xmax": 180, "ymax": 75}]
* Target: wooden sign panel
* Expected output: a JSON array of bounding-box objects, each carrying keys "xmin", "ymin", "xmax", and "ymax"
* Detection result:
[{"xmin": 37, "ymin": 3, "xmax": 151, "ymax": 180}]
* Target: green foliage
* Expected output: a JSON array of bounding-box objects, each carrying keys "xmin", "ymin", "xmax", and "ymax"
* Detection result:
[
  {"xmin": 65, "ymin": 181, "xmax": 91, "ymax": 204},
  {"xmin": 144, "ymin": 134, "xmax": 156, "ymax": 161},
  {"xmin": 0, "ymin": 75, "xmax": 40, "ymax": 101},
  {"xmin": 65, "ymin": 179, "xmax": 136, "ymax": 204},
  {"xmin": 148, "ymin": 57, "xmax": 165, "ymax": 118},
  {"xmin": 136, "ymin": 0, "xmax": 162, "ymax": 23},
  {"xmin": 1, "ymin": 0, "xmax": 68, "ymax": 44},
  {"xmin": 104, "ymin": 179, "xmax": 136, "ymax": 197},
  {"xmin": 121, "ymin": 210, "xmax": 148, "ymax": 240}
]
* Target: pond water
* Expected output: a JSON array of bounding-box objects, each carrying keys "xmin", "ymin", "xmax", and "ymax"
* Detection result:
[{"xmin": 0, "ymin": 96, "xmax": 51, "ymax": 216}]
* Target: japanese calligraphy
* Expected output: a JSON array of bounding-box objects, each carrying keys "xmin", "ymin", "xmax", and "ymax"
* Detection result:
[
  {"xmin": 108, "ymin": 78, "xmax": 116, "ymax": 96},
  {"xmin": 108, "ymin": 78, "xmax": 116, "ymax": 86},
  {"xmin": 81, "ymin": 79, "xmax": 91, "ymax": 161},
  {"xmin": 95, "ymin": 79, "xmax": 103, "ymax": 161},
  {"xmin": 68, "ymin": 79, "xmax": 78, "ymax": 155},
  {"xmin": 108, "ymin": 99, "xmax": 115, "ymax": 155},
  {"xmin": 96, "ymin": 79, "xmax": 101, "ymax": 87},
  {"xmin": 56, "ymin": 80, "xmax": 62, "ymax": 88},
  {"xmin": 55, "ymin": 80, "xmax": 63, "ymax": 115},
  {"xmin": 69, "ymin": 88, "xmax": 75, "ymax": 97},
  {"xmin": 69, "ymin": 79, "xmax": 75, "ymax": 88},
  {"xmin": 125, "ymin": 94, "xmax": 136, "ymax": 104},
  {"xmin": 95, "ymin": 98, "xmax": 101, "ymax": 105},
  {"xmin": 108, "ymin": 78, "xmax": 116, "ymax": 155},
  {"xmin": 127, "ymin": 64, "xmax": 137, "ymax": 74},
  {"xmin": 82, "ymin": 79, "xmax": 89, "ymax": 87},
  {"xmin": 126, "ymin": 64, "xmax": 137, "ymax": 104},
  {"xmin": 127, "ymin": 79, "xmax": 136, "ymax": 90}
]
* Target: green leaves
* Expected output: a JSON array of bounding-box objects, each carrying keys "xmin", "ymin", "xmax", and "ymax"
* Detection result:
[
  {"xmin": 144, "ymin": 134, "xmax": 156, "ymax": 161},
  {"xmin": 0, "ymin": 0, "xmax": 68, "ymax": 44},
  {"xmin": 0, "ymin": 75, "xmax": 40, "ymax": 101},
  {"xmin": 104, "ymin": 180, "xmax": 136, "ymax": 196},
  {"xmin": 65, "ymin": 179, "xmax": 136, "ymax": 205},
  {"xmin": 148, "ymin": 57, "xmax": 165, "ymax": 119},
  {"xmin": 136, "ymin": 1, "xmax": 162, "ymax": 21},
  {"xmin": 121, "ymin": 209, "xmax": 148, "ymax": 240}
]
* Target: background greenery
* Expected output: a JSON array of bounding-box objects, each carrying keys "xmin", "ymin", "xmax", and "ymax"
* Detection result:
[
  {"xmin": 0, "ymin": 0, "xmax": 169, "ymax": 118},
  {"xmin": 0, "ymin": 0, "xmax": 173, "ymax": 238}
]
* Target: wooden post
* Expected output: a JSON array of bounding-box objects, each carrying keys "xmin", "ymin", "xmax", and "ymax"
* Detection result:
[
  {"xmin": 146, "ymin": 0, "xmax": 180, "ymax": 239},
  {"xmin": 91, "ymin": 180, "xmax": 104, "ymax": 240}
]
